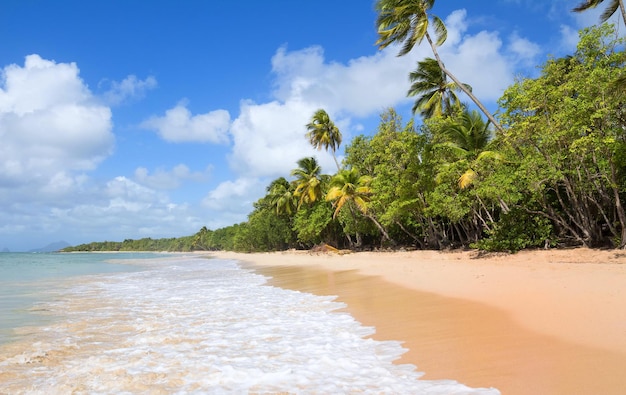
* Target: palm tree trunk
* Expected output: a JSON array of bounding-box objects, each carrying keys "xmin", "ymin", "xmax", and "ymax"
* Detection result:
[
  {"xmin": 332, "ymin": 153, "xmax": 341, "ymax": 172},
  {"xmin": 425, "ymin": 32, "xmax": 504, "ymax": 133},
  {"xmin": 619, "ymin": 0, "xmax": 626, "ymax": 26}
]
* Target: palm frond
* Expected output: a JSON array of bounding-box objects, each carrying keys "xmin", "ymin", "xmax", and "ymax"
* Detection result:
[{"xmin": 431, "ymin": 15, "xmax": 447, "ymax": 46}]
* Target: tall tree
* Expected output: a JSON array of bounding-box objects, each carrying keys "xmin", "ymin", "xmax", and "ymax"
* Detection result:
[
  {"xmin": 291, "ymin": 157, "xmax": 325, "ymax": 207},
  {"xmin": 498, "ymin": 24, "xmax": 626, "ymax": 247},
  {"xmin": 438, "ymin": 109, "xmax": 501, "ymax": 188},
  {"xmin": 306, "ymin": 109, "xmax": 343, "ymax": 170},
  {"xmin": 266, "ymin": 177, "xmax": 297, "ymax": 216},
  {"xmin": 572, "ymin": 0, "xmax": 626, "ymax": 26},
  {"xmin": 327, "ymin": 168, "xmax": 393, "ymax": 243},
  {"xmin": 326, "ymin": 169, "xmax": 372, "ymax": 218},
  {"xmin": 375, "ymin": 0, "xmax": 504, "ymax": 132},
  {"xmin": 408, "ymin": 57, "xmax": 470, "ymax": 119}
]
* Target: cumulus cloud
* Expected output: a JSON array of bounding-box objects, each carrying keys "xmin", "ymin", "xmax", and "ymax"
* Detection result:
[
  {"xmin": 508, "ymin": 32, "xmax": 542, "ymax": 64},
  {"xmin": 270, "ymin": 45, "xmax": 418, "ymax": 117},
  {"xmin": 202, "ymin": 177, "xmax": 266, "ymax": 227},
  {"xmin": 228, "ymin": 99, "xmax": 336, "ymax": 178},
  {"xmin": 0, "ymin": 54, "xmax": 114, "ymax": 190},
  {"xmin": 141, "ymin": 100, "xmax": 231, "ymax": 143},
  {"xmin": 100, "ymin": 74, "xmax": 157, "ymax": 105},
  {"xmin": 48, "ymin": 176, "xmax": 207, "ymax": 243},
  {"xmin": 134, "ymin": 164, "xmax": 211, "ymax": 190}
]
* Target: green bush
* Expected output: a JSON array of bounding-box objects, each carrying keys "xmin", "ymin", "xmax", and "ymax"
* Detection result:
[{"xmin": 474, "ymin": 207, "xmax": 554, "ymax": 252}]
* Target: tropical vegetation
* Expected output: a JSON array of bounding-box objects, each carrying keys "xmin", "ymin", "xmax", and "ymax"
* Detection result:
[{"xmin": 63, "ymin": 8, "xmax": 626, "ymax": 254}]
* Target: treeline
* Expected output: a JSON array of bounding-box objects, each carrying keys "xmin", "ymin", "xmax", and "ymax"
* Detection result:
[
  {"xmin": 62, "ymin": 236, "xmax": 195, "ymax": 252},
  {"xmin": 192, "ymin": 24, "xmax": 626, "ymax": 253},
  {"xmin": 64, "ymin": 24, "xmax": 626, "ymax": 254}
]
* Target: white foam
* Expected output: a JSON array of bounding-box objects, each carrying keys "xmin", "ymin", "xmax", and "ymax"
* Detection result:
[{"xmin": 0, "ymin": 257, "xmax": 500, "ymax": 394}]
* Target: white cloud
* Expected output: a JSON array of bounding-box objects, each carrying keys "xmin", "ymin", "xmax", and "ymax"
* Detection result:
[
  {"xmin": 508, "ymin": 32, "xmax": 542, "ymax": 64},
  {"xmin": 101, "ymin": 74, "xmax": 157, "ymax": 105},
  {"xmin": 0, "ymin": 54, "xmax": 114, "ymax": 189},
  {"xmin": 270, "ymin": 45, "xmax": 418, "ymax": 117},
  {"xmin": 202, "ymin": 177, "xmax": 266, "ymax": 227},
  {"xmin": 141, "ymin": 100, "xmax": 231, "ymax": 143},
  {"xmin": 559, "ymin": 24, "xmax": 582, "ymax": 53},
  {"xmin": 59, "ymin": 176, "xmax": 204, "ymax": 239},
  {"xmin": 134, "ymin": 164, "xmax": 211, "ymax": 190},
  {"xmin": 228, "ymin": 98, "xmax": 337, "ymax": 178}
]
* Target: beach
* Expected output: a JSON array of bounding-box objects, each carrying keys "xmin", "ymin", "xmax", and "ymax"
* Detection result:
[
  {"xmin": 0, "ymin": 253, "xmax": 497, "ymax": 394},
  {"xmin": 212, "ymin": 248, "xmax": 626, "ymax": 395}
]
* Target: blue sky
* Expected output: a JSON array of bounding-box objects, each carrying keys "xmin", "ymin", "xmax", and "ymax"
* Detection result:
[{"xmin": 0, "ymin": 0, "xmax": 622, "ymax": 251}]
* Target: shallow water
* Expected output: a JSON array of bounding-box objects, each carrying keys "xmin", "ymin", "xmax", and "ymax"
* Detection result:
[
  {"xmin": 0, "ymin": 255, "xmax": 498, "ymax": 394},
  {"xmin": 0, "ymin": 252, "xmax": 148, "ymax": 344}
]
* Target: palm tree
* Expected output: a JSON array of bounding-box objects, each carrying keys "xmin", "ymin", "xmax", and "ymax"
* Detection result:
[
  {"xmin": 326, "ymin": 169, "xmax": 372, "ymax": 218},
  {"xmin": 375, "ymin": 0, "xmax": 504, "ymax": 132},
  {"xmin": 327, "ymin": 169, "xmax": 393, "ymax": 243},
  {"xmin": 408, "ymin": 57, "xmax": 470, "ymax": 119},
  {"xmin": 438, "ymin": 109, "xmax": 501, "ymax": 188},
  {"xmin": 291, "ymin": 157, "xmax": 325, "ymax": 207},
  {"xmin": 306, "ymin": 109, "xmax": 343, "ymax": 170},
  {"xmin": 192, "ymin": 226, "xmax": 209, "ymax": 250},
  {"xmin": 572, "ymin": 0, "xmax": 626, "ymax": 26},
  {"xmin": 266, "ymin": 177, "xmax": 297, "ymax": 215}
]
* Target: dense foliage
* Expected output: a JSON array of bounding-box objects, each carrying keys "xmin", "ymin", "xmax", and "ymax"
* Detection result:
[
  {"xmin": 62, "ymin": 236, "xmax": 196, "ymax": 252},
  {"xmin": 65, "ymin": 23, "xmax": 626, "ymax": 254}
]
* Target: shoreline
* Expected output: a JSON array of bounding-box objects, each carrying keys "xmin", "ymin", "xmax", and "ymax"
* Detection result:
[{"xmin": 210, "ymin": 248, "xmax": 626, "ymax": 395}]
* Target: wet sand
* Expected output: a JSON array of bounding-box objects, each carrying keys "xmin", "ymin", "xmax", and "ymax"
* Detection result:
[{"xmin": 211, "ymin": 249, "xmax": 626, "ymax": 395}]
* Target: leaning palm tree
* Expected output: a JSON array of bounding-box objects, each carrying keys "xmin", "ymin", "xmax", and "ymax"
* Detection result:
[
  {"xmin": 192, "ymin": 226, "xmax": 210, "ymax": 250},
  {"xmin": 326, "ymin": 169, "xmax": 372, "ymax": 218},
  {"xmin": 408, "ymin": 57, "xmax": 470, "ymax": 119},
  {"xmin": 291, "ymin": 157, "xmax": 325, "ymax": 207},
  {"xmin": 375, "ymin": 0, "xmax": 503, "ymax": 132},
  {"xmin": 327, "ymin": 169, "xmax": 393, "ymax": 243},
  {"xmin": 572, "ymin": 0, "xmax": 626, "ymax": 26},
  {"xmin": 306, "ymin": 109, "xmax": 343, "ymax": 170},
  {"xmin": 438, "ymin": 109, "xmax": 502, "ymax": 188}
]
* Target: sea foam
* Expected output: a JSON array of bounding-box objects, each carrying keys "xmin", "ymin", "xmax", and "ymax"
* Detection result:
[{"xmin": 0, "ymin": 256, "xmax": 500, "ymax": 394}]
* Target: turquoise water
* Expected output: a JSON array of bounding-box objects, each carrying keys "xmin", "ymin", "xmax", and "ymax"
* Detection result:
[{"xmin": 0, "ymin": 252, "xmax": 164, "ymax": 344}]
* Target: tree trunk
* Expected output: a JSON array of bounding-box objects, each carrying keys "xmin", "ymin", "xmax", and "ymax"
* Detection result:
[
  {"xmin": 366, "ymin": 214, "xmax": 394, "ymax": 245},
  {"xmin": 396, "ymin": 220, "xmax": 425, "ymax": 248},
  {"xmin": 610, "ymin": 161, "xmax": 626, "ymax": 248},
  {"xmin": 425, "ymin": 32, "xmax": 504, "ymax": 133}
]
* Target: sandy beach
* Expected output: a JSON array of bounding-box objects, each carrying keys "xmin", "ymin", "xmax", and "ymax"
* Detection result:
[{"xmin": 211, "ymin": 248, "xmax": 626, "ymax": 395}]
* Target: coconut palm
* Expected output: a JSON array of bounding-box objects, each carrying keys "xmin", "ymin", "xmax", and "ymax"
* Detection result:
[
  {"xmin": 266, "ymin": 177, "xmax": 297, "ymax": 215},
  {"xmin": 375, "ymin": 0, "xmax": 503, "ymax": 132},
  {"xmin": 572, "ymin": 0, "xmax": 626, "ymax": 26},
  {"xmin": 438, "ymin": 109, "xmax": 502, "ymax": 188},
  {"xmin": 326, "ymin": 169, "xmax": 372, "ymax": 218},
  {"xmin": 192, "ymin": 226, "xmax": 209, "ymax": 250},
  {"xmin": 306, "ymin": 109, "xmax": 343, "ymax": 170},
  {"xmin": 408, "ymin": 57, "xmax": 470, "ymax": 119},
  {"xmin": 327, "ymin": 169, "xmax": 393, "ymax": 243},
  {"xmin": 291, "ymin": 157, "xmax": 325, "ymax": 207}
]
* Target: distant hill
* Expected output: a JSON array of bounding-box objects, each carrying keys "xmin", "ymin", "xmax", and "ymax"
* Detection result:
[
  {"xmin": 1, "ymin": 247, "xmax": 9, "ymax": 253},
  {"xmin": 29, "ymin": 241, "xmax": 71, "ymax": 253}
]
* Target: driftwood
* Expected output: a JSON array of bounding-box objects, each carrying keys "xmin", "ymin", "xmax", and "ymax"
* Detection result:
[{"xmin": 309, "ymin": 243, "xmax": 351, "ymax": 255}]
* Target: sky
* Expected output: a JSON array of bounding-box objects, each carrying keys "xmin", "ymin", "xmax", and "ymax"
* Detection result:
[{"xmin": 0, "ymin": 0, "xmax": 623, "ymax": 251}]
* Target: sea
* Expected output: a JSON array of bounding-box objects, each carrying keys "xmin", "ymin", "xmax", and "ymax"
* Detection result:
[{"xmin": 0, "ymin": 252, "xmax": 500, "ymax": 394}]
